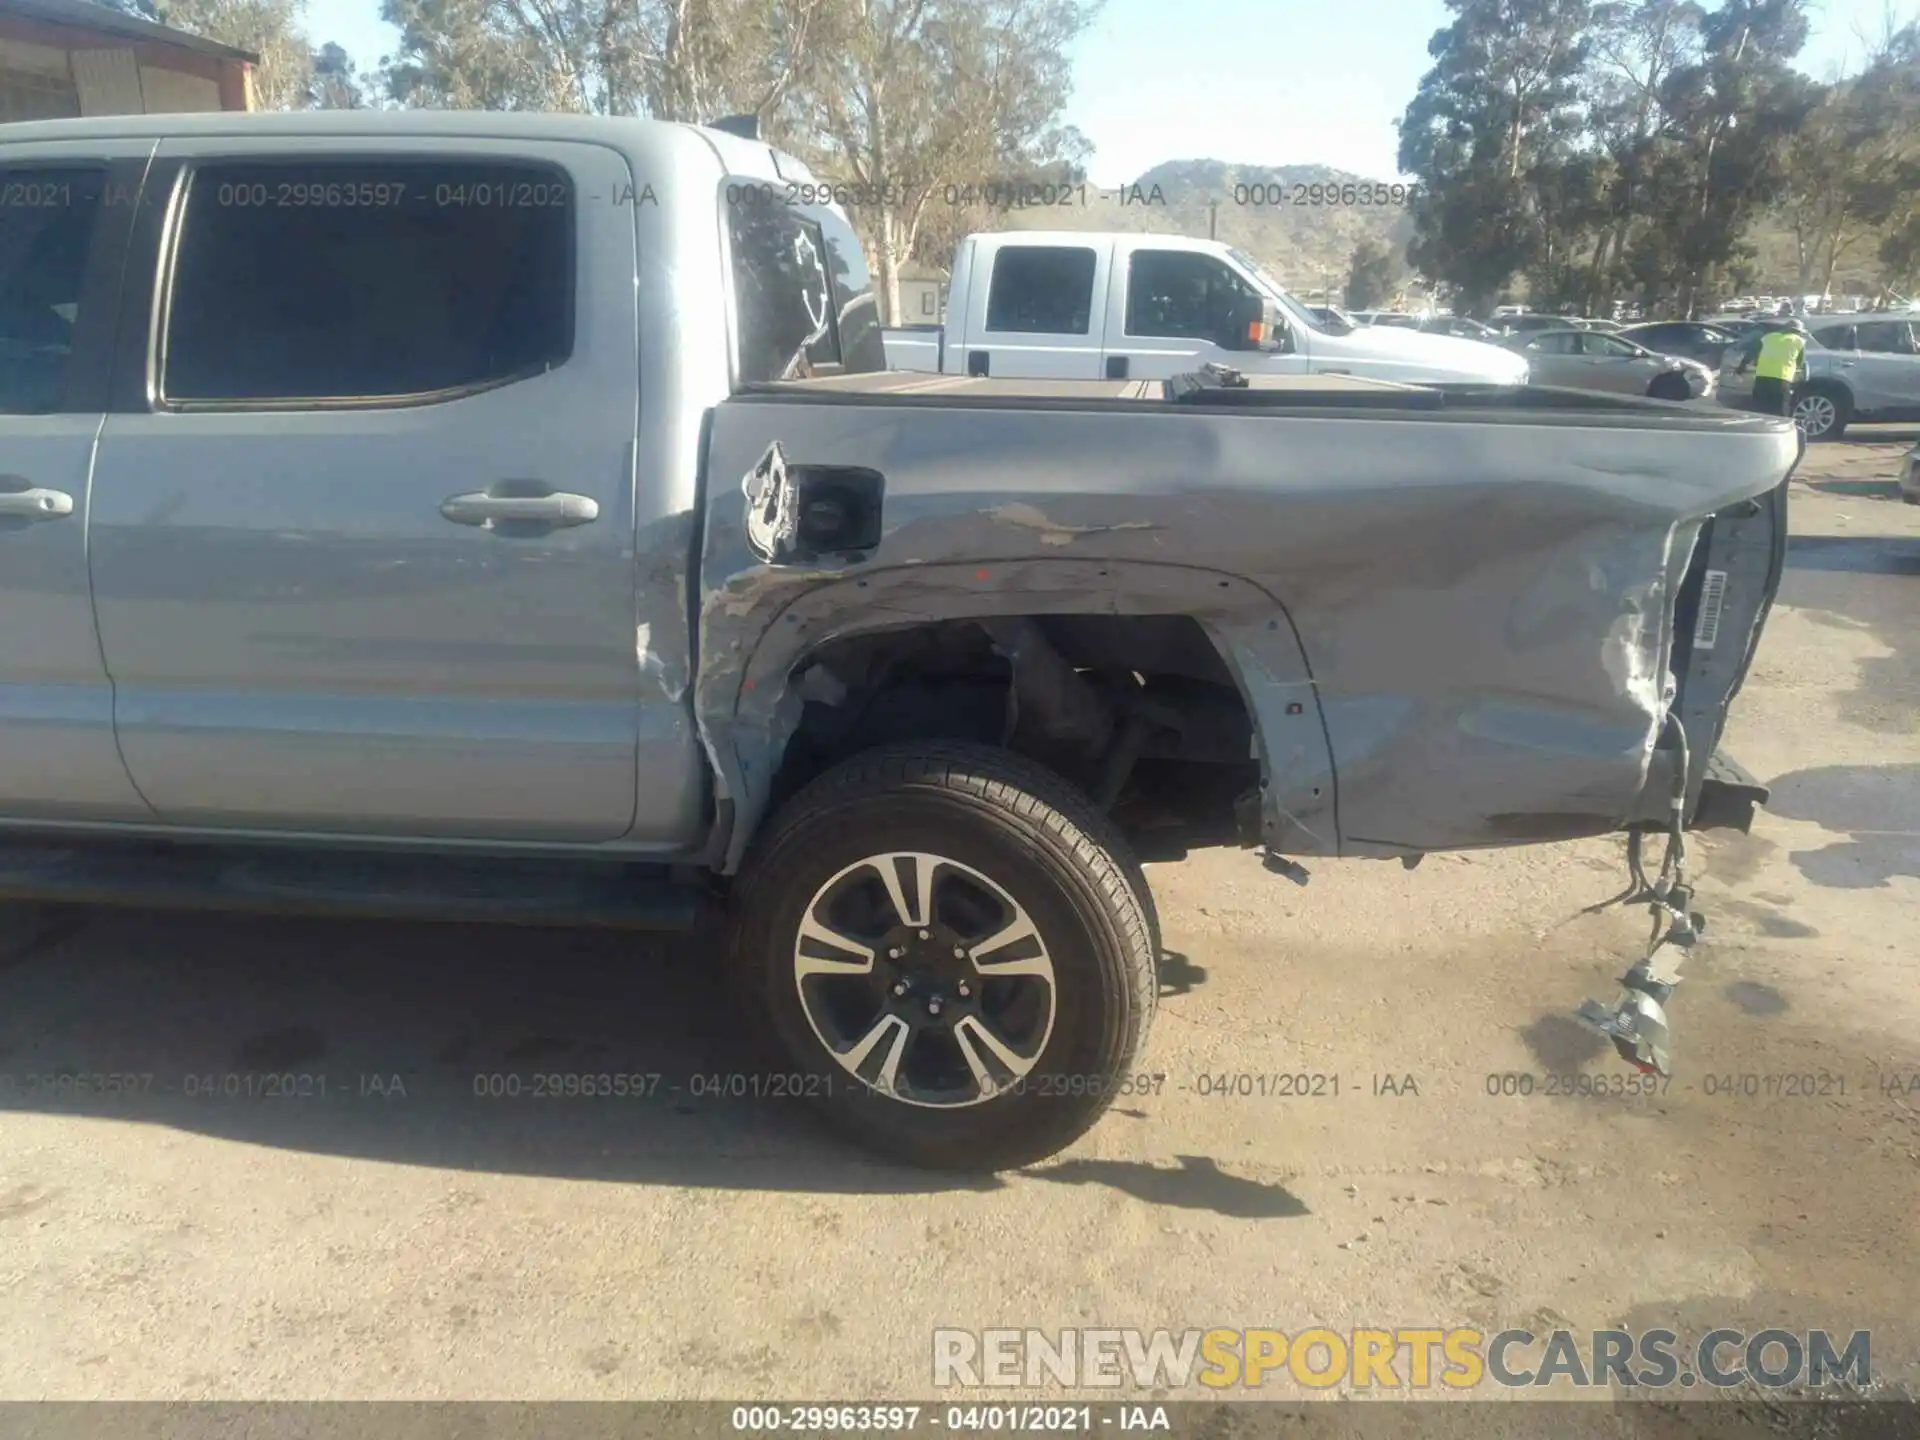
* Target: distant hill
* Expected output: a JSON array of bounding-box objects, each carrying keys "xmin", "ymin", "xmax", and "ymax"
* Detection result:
[
  {"xmin": 1738, "ymin": 224, "xmax": 1891, "ymax": 303},
  {"xmin": 995, "ymin": 158, "xmax": 1416, "ymax": 303},
  {"xmin": 990, "ymin": 155, "xmax": 1888, "ymax": 308}
]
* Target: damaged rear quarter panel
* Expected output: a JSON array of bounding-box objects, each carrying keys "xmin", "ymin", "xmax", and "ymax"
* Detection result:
[{"xmin": 695, "ymin": 396, "xmax": 1799, "ymax": 870}]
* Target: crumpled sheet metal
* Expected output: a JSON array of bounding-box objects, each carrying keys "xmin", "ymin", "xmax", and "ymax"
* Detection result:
[{"xmin": 694, "ymin": 397, "xmax": 1800, "ymax": 871}]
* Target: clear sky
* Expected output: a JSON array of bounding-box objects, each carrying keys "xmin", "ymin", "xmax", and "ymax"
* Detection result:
[{"xmin": 305, "ymin": 0, "xmax": 1916, "ymax": 182}]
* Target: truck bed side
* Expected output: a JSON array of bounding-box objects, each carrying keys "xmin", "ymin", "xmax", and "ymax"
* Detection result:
[{"xmin": 693, "ymin": 381, "xmax": 1800, "ymax": 871}]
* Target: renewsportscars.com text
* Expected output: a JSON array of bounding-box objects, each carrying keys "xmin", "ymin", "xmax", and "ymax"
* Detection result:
[{"xmin": 932, "ymin": 1327, "xmax": 1871, "ymax": 1391}]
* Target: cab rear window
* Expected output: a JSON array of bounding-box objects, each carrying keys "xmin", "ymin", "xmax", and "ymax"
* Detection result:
[{"xmin": 727, "ymin": 197, "xmax": 840, "ymax": 382}]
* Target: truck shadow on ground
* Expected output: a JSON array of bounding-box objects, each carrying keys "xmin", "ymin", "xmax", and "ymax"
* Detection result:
[
  {"xmin": 1778, "ymin": 527, "xmax": 1916, "ymax": 738},
  {"xmin": 1785, "ymin": 533, "xmax": 1920, "ymax": 577},
  {"xmin": 1156, "ymin": 949, "xmax": 1206, "ymax": 998},
  {"xmin": 1762, "ymin": 763, "xmax": 1920, "ymax": 889},
  {"xmin": 1023, "ymin": 1155, "xmax": 1308, "ymax": 1218},
  {"xmin": 1800, "ymin": 477, "xmax": 1905, "ymax": 501},
  {"xmin": 1828, "ymin": 422, "xmax": 1920, "ymax": 443},
  {"xmin": 0, "ymin": 907, "xmax": 1264, "ymax": 1212},
  {"xmin": 1519, "ymin": 1013, "xmax": 1607, "ymax": 1071}
]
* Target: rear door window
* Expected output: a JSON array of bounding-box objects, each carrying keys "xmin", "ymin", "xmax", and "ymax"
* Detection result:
[
  {"xmin": 161, "ymin": 159, "xmax": 574, "ymax": 406},
  {"xmin": 985, "ymin": 246, "xmax": 1096, "ymax": 334},
  {"xmin": 1853, "ymin": 321, "xmax": 1916, "ymax": 355},
  {"xmin": 1580, "ymin": 333, "xmax": 1640, "ymax": 357},
  {"xmin": 0, "ymin": 167, "xmax": 107, "ymax": 414}
]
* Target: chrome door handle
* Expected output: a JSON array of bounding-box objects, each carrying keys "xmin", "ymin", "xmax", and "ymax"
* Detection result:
[
  {"xmin": 439, "ymin": 490, "xmax": 599, "ymax": 528},
  {"xmin": 0, "ymin": 484, "xmax": 74, "ymax": 520}
]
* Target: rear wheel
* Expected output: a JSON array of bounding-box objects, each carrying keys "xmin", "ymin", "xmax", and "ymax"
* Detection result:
[
  {"xmin": 1792, "ymin": 386, "xmax": 1850, "ymax": 440},
  {"xmin": 725, "ymin": 742, "xmax": 1156, "ymax": 1170}
]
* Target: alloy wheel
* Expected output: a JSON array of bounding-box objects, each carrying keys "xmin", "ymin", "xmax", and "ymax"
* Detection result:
[
  {"xmin": 1793, "ymin": 394, "xmax": 1837, "ymax": 438},
  {"xmin": 790, "ymin": 851, "xmax": 1057, "ymax": 1108}
]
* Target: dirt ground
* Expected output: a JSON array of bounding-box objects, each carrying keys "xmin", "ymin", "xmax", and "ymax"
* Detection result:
[{"xmin": 1, "ymin": 427, "xmax": 1916, "ymax": 1412}]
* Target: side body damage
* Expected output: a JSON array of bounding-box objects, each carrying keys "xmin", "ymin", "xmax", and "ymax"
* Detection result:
[{"xmin": 694, "ymin": 394, "xmax": 1802, "ymax": 877}]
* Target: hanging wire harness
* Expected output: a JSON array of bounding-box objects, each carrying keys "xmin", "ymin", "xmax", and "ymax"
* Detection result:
[{"xmin": 1575, "ymin": 713, "xmax": 1703, "ymax": 1076}]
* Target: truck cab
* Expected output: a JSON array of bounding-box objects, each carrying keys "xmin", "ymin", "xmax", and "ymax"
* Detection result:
[{"xmin": 927, "ymin": 231, "xmax": 1528, "ymax": 386}]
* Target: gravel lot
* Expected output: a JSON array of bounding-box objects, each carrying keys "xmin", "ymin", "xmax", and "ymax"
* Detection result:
[{"xmin": 2, "ymin": 427, "xmax": 1916, "ymax": 1411}]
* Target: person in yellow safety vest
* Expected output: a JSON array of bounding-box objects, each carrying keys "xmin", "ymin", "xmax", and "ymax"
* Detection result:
[{"xmin": 1739, "ymin": 318, "xmax": 1809, "ymax": 417}]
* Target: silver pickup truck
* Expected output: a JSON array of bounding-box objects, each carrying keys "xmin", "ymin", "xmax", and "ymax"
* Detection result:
[{"xmin": 1, "ymin": 111, "xmax": 1800, "ymax": 1170}]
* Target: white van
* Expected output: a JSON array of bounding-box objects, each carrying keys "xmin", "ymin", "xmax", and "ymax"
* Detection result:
[{"xmin": 880, "ymin": 231, "xmax": 1528, "ymax": 385}]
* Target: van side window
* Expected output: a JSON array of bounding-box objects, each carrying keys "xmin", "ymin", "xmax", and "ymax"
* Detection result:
[
  {"xmin": 0, "ymin": 167, "xmax": 105, "ymax": 414},
  {"xmin": 1812, "ymin": 323, "xmax": 1855, "ymax": 350},
  {"xmin": 1125, "ymin": 250, "xmax": 1252, "ymax": 344},
  {"xmin": 162, "ymin": 160, "xmax": 573, "ymax": 405},
  {"xmin": 985, "ymin": 246, "xmax": 1095, "ymax": 334}
]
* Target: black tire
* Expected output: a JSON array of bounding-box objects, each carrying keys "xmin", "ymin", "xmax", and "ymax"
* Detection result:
[
  {"xmin": 1646, "ymin": 372, "xmax": 1691, "ymax": 401},
  {"xmin": 1792, "ymin": 384, "xmax": 1850, "ymax": 441},
  {"xmin": 725, "ymin": 741, "xmax": 1157, "ymax": 1171}
]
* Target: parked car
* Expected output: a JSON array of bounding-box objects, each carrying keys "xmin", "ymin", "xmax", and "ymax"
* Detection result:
[
  {"xmin": 0, "ymin": 109, "xmax": 1799, "ymax": 1167},
  {"xmin": 1505, "ymin": 328, "xmax": 1716, "ymax": 399},
  {"xmin": 1580, "ymin": 318, "xmax": 1626, "ymax": 333},
  {"xmin": 1704, "ymin": 316, "xmax": 1768, "ymax": 343},
  {"xmin": 1351, "ymin": 311, "xmax": 1423, "ymax": 329},
  {"xmin": 1719, "ymin": 315, "xmax": 1920, "ymax": 439},
  {"xmin": 1420, "ymin": 315, "xmax": 1503, "ymax": 342},
  {"xmin": 880, "ymin": 231, "xmax": 1530, "ymax": 385},
  {"xmin": 1620, "ymin": 321, "xmax": 1740, "ymax": 369},
  {"xmin": 1497, "ymin": 313, "xmax": 1589, "ymax": 336}
]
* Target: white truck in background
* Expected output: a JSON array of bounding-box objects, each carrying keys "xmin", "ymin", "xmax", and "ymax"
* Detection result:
[
  {"xmin": 881, "ymin": 231, "xmax": 1529, "ymax": 386},
  {"xmin": 881, "ymin": 324, "xmax": 943, "ymax": 372}
]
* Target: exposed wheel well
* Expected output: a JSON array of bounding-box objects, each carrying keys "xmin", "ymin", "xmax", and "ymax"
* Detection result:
[{"xmin": 768, "ymin": 615, "xmax": 1262, "ymax": 862}]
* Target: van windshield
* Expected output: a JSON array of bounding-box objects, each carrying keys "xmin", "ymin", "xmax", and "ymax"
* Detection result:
[{"xmin": 1228, "ymin": 248, "xmax": 1333, "ymax": 334}]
